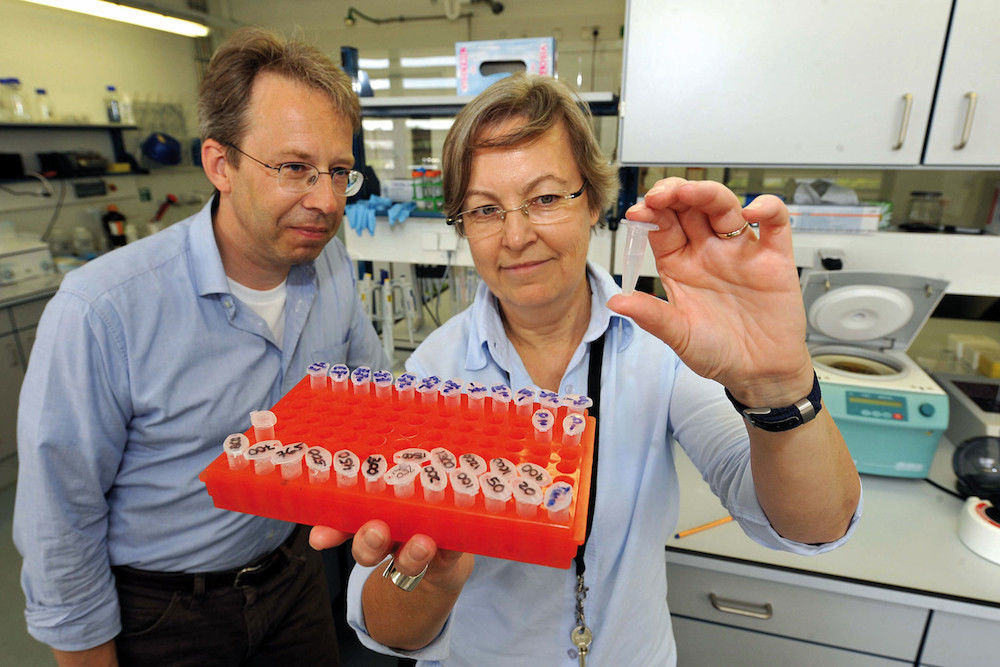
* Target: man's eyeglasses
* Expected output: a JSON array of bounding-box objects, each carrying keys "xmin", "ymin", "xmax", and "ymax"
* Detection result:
[
  {"xmin": 446, "ymin": 182, "xmax": 587, "ymax": 239},
  {"xmin": 226, "ymin": 143, "xmax": 364, "ymax": 196}
]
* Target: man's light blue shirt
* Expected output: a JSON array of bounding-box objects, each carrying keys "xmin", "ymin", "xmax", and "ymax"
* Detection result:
[
  {"xmin": 14, "ymin": 199, "xmax": 388, "ymax": 651},
  {"xmin": 347, "ymin": 263, "xmax": 861, "ymax": 666}
]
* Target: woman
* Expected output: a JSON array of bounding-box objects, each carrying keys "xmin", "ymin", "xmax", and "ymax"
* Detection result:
[{"xmin": 312, "ymin": 74, "xmax": 861, "ymax": 665}]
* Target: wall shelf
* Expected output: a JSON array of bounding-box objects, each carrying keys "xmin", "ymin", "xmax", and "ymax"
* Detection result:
[{"xmin": 360, "ymin": 92, "xmax": 619, "ymax": 118}]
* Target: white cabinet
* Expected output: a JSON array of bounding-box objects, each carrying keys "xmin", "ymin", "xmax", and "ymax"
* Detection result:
[
  {"xmin": 922, "ymin": 0, "xmax": 1000, "ymax": 166},
  {"xmin": 620, "ymin": 0, "xmax": 1000, "ymax": 168}
]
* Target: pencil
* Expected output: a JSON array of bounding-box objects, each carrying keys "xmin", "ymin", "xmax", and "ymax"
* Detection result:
[{"xmin": 674, "ymin": 515, "xmax": 733, "ymax": 539}]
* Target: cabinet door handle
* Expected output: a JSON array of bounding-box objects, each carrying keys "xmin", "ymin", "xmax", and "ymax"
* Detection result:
[
  {"xmin": 708, "ymin": 592, "xmax": 773, "ymax": 620},
  {"xmin": 954, "ymin": 91, "xmax": 978, "ymax": 150},
  {"xmin": 892, "ymin": 93, "xmax": 913, "ymax": 150}
]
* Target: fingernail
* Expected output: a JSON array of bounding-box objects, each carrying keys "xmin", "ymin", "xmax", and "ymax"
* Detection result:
[
  {"xmin": 364, "ymin": 528, "xmax": 386, "ymax": 550},
  {"xmin": 409, "ymin": 541, "xmax": 430, "ymax": 561}
]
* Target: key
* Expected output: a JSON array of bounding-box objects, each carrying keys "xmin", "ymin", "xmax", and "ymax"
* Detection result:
[{"xmin": 571, "ymin": 625, "xmax": 592, "ymax": 666}]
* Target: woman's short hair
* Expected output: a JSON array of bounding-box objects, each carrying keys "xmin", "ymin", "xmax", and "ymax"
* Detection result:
[
  {"xmin": 442, "ymin": 74, "xmax": 618, "ymax": 222},
  {"xmin": 198, "ymin": 27, "xmax": 360, "ymax": 165}
]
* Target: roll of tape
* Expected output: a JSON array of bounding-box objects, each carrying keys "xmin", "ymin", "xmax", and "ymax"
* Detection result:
[{"xmin": 958, "ymin": 497, "xmax": 1000, "ymax": 565}]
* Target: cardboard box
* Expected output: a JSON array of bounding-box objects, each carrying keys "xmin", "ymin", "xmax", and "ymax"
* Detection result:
[
  {"xmin": 786, "ymin": 203, "xmax": 889, "ymax": 233},
  {"xmin": 456, "ymin": 37, "xmax": 555, "ymax": 96}
]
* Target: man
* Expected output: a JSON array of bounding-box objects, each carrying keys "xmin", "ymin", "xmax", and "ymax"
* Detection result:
[{"xmin": 14, "ymin": 28, "xmax": 387, "ymax": 665}]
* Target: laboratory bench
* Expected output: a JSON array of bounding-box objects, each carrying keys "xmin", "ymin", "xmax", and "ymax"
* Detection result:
[{"xmin": 667, "ymin": 436, "xmax": 999, "ymax": 666}]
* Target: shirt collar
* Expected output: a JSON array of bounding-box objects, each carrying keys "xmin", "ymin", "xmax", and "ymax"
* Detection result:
[
  {"xmin": 187, "ymin": 195, "xmax": 315, "ymax": 297},
  {"xmin": 464, "ymin": 261, "xmax": 635, "ymax": 372}
]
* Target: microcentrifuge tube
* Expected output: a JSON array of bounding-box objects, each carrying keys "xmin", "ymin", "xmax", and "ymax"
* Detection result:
[
  {"xmin": 332, "ymin": 449, "xmax": 359, "ymax": 487},
  {"xmin": 223, "ymin": 433, "xmax": 250, "ymax": 470},
  {"xmin": 330, "ymin": 364, "xmax": 350, "ymax": 393},
  {"xmin": 478, "ymin": 472, "xmax": 512, "ymax": 513},
  {"xmin": 385, "ymin": 462, "xmax": 419, "ymax": 498},
  {"xmin": 544, "ymin": 481, "xmax": 574, "ymax": 523},
  {"xmin": 513, "ymin": 388, "xmax": 536, "ymax": 420},
  {"xmin": 246, "ymin": 440, "xmax": 280, "ymax": 475},
  {"xmin": 538, "ymin": 390, "xmax": 560, "ymax": 412},
  {"xmin": 350, "ymin": 366, "xmax": 372, "ymax": 397},
  {"xmin": 394, "ymin": 448, "xmax": 430, "ymax": 465},
  {"xmin": 431, "ymin": 447, "xmax": 458, "ymax": 471},
  {"xmin": 489, "ymin": 457, "xmax": 517, "ymax": 481},
  {"xmin": 464, "ymin": 381, "xmax": 488, "ymax": 417},
  {"xmin": 394, "ymin": 373, "xmax": 416, "ymax": 402},
  {"xmin": 532, "ymin": 408, "xmax": 554, "ymax": 444},
  {"xmin": 440, "ymin": 378, "xmax": 463, "ymax": 409},
  {"xmin": 420, "ymin": 464, "xmax": 448, "ymax": 504},
  {"xmin": 416, "ymin": 376, "xmax": 441, "ymax": 407},
  {"xmin": 306, "ymin": 446, "xmax": 333, "ymax": 484},
  {"xmin": 489, "ymin": 384, "xmax": 511, "ymax": 420},
  {"xmin": 271, "ymin": 441, "xmax": 306, "ymax": 479},
  {"xmin": 562, "ymin": 413, "xmax": 587, "ymax": 448},
  {"xmin": 512, "ymin": 477, "xmax": 543, "ymax": 517},
  {"xmin": 373, "ymin": 370, "xmax": 393, "ymax": 400},
  {"xmin": 458, "ymin": 452, "xmax": 486, "ymax": 475},
  {"xmin": 449, "ymin": 468, "xmax": 479, "ymax": 507},
  {"xmin": 362, "ymin": 454, "xmax": 387, "ymax": 493},
  {"xmin": 306, "ymin": 362, "xmax": 330, "ymax": 390},
  {"xmin": 620, "ymin": 218, "xmax": 658, "ymax": 296},
  {"xmin": 250, "ymin": 410, "xmax": 277, "ymax": 441},
  {"xmin": 518, "ymin": 461, "xmax": 552, "ymax": 487}
]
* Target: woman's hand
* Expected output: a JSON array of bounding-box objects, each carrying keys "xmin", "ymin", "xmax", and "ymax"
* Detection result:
[
  {"xmin": 607, "ymin": 178, "xmax": 814, "ymax": 407},
  {"xmin": 310, "ymin": 522, "xmax": 474, "ymax": 594}
]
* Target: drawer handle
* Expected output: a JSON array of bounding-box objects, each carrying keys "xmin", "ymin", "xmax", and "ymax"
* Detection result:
[
  {"xmin": 891, "ymin": 93, "xmax": 913, "ymax": 150},
  {"xmin": 709, "ymin": 592, "xmax": 773, "ymax": 620},
  {"xmin": 954, "ymin": 91, "xmax": 977, "ymax": 150}
]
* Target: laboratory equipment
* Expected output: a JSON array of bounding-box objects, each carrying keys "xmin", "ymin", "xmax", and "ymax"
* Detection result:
[
  {"xmin": 105, "ymin": 85, "xmax": 121, "ymax": 123},
  {"xmin": 953, "ymin": 436, "xmax": 1000, "ymax": 565},
  {"xmin": 199, "ymin": 365, "xmax": 597, "ymax": 568},
  {"xmin": 934, "ymin": 373, "xmax": 1000, "ymax": 445},
  {"xmin": 0, "ymin": 235, "xmax": 54, "ymax": 285},
  {"xmin": 620, "ymin": 218, "xmax": 658, "ymax": 295},
  {"xmin": 902, "ymin": 191, "xmax": 944, "ymax": 232},
  {"xmin": 802, "ymin": 271, "xmax": 949, "ymax": 477}
]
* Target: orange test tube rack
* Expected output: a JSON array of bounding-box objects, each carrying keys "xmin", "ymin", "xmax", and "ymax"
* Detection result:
[{"xmin": 200, "ymin": 374, "xmax": 596, "ymax": 569}]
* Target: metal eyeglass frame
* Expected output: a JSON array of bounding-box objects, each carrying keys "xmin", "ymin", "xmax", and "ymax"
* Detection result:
[
  {"xmin": 225, "ymin": 143, "xmax": 364, "ymax": 196},
  {"xmin": 445, "ymin": 182, "xmax": 587, "ymax": 238}
]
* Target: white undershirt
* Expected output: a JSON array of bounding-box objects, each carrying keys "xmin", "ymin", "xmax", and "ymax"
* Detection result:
[{"xmin": 227, "ymin": 277, "xmax": 287, "ymax": 347}]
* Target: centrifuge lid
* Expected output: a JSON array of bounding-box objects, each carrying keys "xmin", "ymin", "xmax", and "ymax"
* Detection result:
[{"xmin": 801, "ymin": 271, "xmax": 948, "ymax": 351}]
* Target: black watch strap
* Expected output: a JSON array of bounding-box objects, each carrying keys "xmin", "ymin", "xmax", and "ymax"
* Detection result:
[{"xmin": 724, "ymin": 372, "xmax": 823, "ymax": 433}]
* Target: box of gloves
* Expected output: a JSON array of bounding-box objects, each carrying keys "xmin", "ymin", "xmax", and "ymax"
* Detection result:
[{"xmin": 786, "ymin": 203, "xmax": 890, "ymax": 233}]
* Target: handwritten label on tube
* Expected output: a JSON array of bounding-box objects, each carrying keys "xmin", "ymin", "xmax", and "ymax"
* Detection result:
[
  {"xmin": 544, "ymin": 481, "xmax": 574, "ymax": 512},
  {"xmin": 517, "ymin": 462, "xmax": 552, "ymax": 487},
  {"xmin": 394, "ymin": 448, "xmax": 430, "ymax": 464},
  {"xmin": 362, "ymin": 454, "xmax": 387, "ymax": 482}
]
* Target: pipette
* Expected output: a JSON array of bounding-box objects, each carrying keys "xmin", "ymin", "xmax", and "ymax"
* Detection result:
[{"xmin": 620, "ymin": 218, "xmax": 658, "ymax": 296}]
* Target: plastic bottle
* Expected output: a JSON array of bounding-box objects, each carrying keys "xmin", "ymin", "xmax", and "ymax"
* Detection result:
[
  {"xmin": 34, "ymin": 88, "xmax": 53, "ymax": 121},
  {"xmin": 119, "ymin": 90, "xmax": 135, "ymax": 125},
  {"xmin": 105, "ymin": 85, "xmax": 121, "ymax": 123},
  {"xmin": 1, "ymin": 78, "xmax": 29, "ymax": 121},
  {"xmin": 101, "ymin": 205, "xmax": 128, "ymax": 248}
]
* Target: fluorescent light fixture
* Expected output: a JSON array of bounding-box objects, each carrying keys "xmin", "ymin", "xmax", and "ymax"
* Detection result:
[
  {"xmin": 358, "ymin": 57, "xmax": 390, "ymax": 70},
  {"xmin": 20, "ymin": 0, "xmax": 211, "ymax": 37},
  {"xmin": 402, "ymin": 77, "xmax": 456, "ymax": 90},
  {"xmin": 368, "ymin": 78, "xmax": 391, "ymax": 91},
  {"xmin": 362, "ymin": 119, "xmax": 394, "ymax": 132},
  {"xmin": 400, "ymin": 56, "xmax": 456, "ymax": 68},
  {"xmin": 405, "ymin": 118, "xmax": 454, "ymax": 131}
]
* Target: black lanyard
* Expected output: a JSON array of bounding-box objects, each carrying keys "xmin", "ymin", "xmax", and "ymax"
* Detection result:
[
  {"xmin": 574, "ymin": 332, "xmax": 604, "ymax": 578},
  {"xmin": 500, "ymin": 331, "xmax": 606, "ymax": 577}
]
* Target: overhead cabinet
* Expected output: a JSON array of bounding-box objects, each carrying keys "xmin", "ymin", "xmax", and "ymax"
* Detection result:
[{"xmin": 619, "ymin": 0, "xmax": 998, "ymax": 167}]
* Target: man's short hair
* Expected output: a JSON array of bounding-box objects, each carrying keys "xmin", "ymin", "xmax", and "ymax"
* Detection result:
[
  {"xmin": 198, "ymin": 28, "xmax": 360, "ymax": 165},
  {"xmin": 441, "ymin": 74, "xmax": 618, "ymax": 221}
]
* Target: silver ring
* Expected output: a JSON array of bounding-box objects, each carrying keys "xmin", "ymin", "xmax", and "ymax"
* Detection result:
[
  {"xmin": 716, "ymin": 221, "xmax": 750, "ymax": 239},
  {"xmin": 381, "ymin": 556, "xmax": 429, "ymax": 592}
]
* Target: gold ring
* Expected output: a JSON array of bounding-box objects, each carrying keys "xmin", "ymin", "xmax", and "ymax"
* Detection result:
[{"xmin": 716, "ymin": 222, "xmax": 750, "ymax": 239}]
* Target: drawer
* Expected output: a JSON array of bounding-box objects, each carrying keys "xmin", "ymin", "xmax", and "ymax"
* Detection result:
[
  {"xmin": 10, "ymin": 297, "xmax": 48, "ymax": 330},
  {"xmin": 667, "ymin": 562, "xmax": 926, "ymax": 661},
  {"xmin": 672, "ymin": 615, "xmax": 911, "ymax": 667},
  {"xmin": 920, "ymin": 610, "xmax": 1000, "ymax": 666}
]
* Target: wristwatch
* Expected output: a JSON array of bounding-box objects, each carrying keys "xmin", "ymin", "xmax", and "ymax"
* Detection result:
[{"xmin": 724, "ymin": 372, "xmax": 823, "ymax": 433}]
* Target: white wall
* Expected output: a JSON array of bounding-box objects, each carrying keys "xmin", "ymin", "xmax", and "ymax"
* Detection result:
[{"xmin": 0, "ymin": 0, "xmax": 210, "ymax": 246}]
